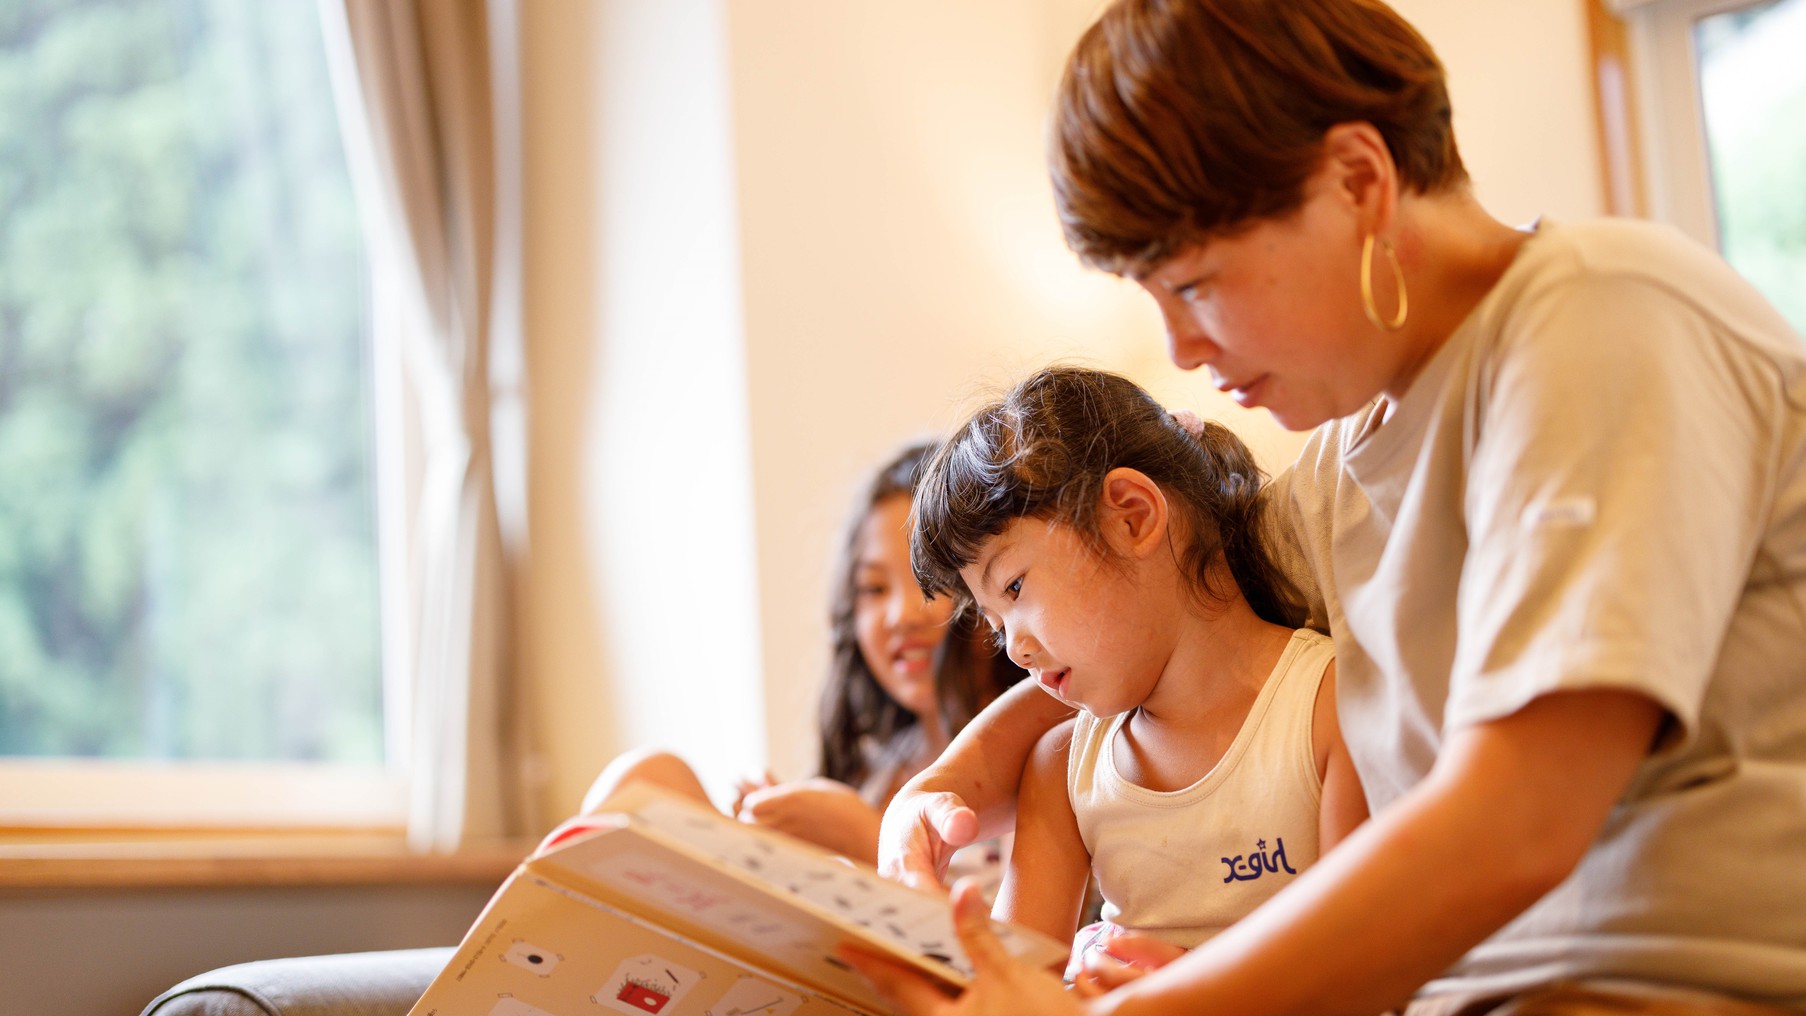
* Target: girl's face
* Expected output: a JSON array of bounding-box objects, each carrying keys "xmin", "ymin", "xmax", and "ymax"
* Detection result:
[
  {"xmin": 1135, "ymin": 167, "xmax": 1425, "ymax": 431},
  {"xmin": 853, "ymin": 495, "xmax": 955, "ymax": 720},
  {"xmin": 958, "ymin": 516, "xmax": 1176, "ymax": 719}
]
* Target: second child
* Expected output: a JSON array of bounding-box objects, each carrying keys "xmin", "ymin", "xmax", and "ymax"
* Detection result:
[
  {"xmin": 582, "ymin": 442, "xmax": 1022, "ymax": 869},
  {"xmin": 909, "ymin": 366, "xmax": 1368, "ymax": 986}
]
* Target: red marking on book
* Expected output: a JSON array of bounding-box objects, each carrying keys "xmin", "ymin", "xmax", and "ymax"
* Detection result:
[{"xmin": 617, "ymin": 981, "xmax": 671, "ymax": 1012}]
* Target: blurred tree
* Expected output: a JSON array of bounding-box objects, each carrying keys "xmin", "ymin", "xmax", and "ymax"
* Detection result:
[
  {"xmin": 1700, "ymin": 0, "xmax": 1806, "ymax": 334},
  {"xmin": 0, "ymin": 0, "xmax": 381, "ymax": 762}
]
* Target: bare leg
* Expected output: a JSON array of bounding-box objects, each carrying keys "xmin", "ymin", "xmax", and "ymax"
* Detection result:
[{"xmin": 580, "ymin": 748, "xmax": 716, "ymax": 815}]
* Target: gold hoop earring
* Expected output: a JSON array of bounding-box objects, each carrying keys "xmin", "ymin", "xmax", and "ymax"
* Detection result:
[{"xmin": 1361, "ymin": 233, "xmax": 1408, "ymax": 331}]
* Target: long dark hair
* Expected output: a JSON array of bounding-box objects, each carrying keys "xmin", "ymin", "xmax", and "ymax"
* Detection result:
[
  {"xmin": 911, "ymin": 366, "xmax": 1304, "ymax": 628},
  {"xmin": 818, "ymin": 443, "xmax": 1026, "ymax": 787}
]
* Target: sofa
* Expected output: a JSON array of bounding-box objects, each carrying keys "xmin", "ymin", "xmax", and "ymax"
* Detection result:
[{"xmin": 140, "ymin": 948, "xmax": 453, "ymax": 1016}]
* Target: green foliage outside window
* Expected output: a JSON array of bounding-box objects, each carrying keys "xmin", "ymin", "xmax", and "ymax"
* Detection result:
[
  {"xmin": 1697, "ymin": 0, "xmax": 1806, "ymax": 335},
  {"xmin": 0, "ymin": 0, "xmax": 382, "ymax": 762}
]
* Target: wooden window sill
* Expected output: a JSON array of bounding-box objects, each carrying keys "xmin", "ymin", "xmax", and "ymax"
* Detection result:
[{"xmin": 0, "ymin": 834, "xmax": 536, "ymax": 890}]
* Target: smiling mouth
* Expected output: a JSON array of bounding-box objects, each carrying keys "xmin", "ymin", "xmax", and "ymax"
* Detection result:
[{"xmin": 892, "ymin": 645, "xmax": 935, "ymax": 673}]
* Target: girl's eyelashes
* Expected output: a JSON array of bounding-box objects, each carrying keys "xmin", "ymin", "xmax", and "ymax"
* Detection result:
[
  {"xmin": 1005, "ymin": 576, "xmax": 1023, "ymax": 598},
  {"xmin": 854, "ymin": 582, "xmax": 887, "ymax": 599}
]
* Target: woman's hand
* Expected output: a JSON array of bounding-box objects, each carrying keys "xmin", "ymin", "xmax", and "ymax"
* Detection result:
[
  {"xmin": 842, "ymin": 880, "xmax": 1088, "ymax": 1016},
  {"xmin": 876, "ymin": 784, "xmax": 983, "ymax": 892},
  {"xmin": 736, "ymin": 778, "xmax": 884, "ymax": 863},
  {"xmin": 1071, "ymin": 931, "xmax": 1187, "ymax": 998}
]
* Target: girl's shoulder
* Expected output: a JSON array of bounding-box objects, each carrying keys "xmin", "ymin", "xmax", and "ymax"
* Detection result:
[
  {"xmin": 1285, "ymin": 626, "xmax": 1333, "ymax": 653},
  {"xmin": 1275, "ymin": 627, "xmax": 1335, "ymax": 681}
]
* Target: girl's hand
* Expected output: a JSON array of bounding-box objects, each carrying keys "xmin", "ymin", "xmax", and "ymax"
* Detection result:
[
  {"xmin": 736, "ymin": 778, "xmax": 883, "ymax": 862},
  {"xmin": 842, "ymin": 880, "xmax": 1088, "ymax": 1016},
  {"xmin": 877, "ymin": 786, "xmax": 982, "ymax": 892},
  {"xmin": 730, "ymin": 770, "xmax": 777, "ymax": 816},
  {"xmin": 1071, "ymin": 931, "xmax": 1186, "ymax": 997}
]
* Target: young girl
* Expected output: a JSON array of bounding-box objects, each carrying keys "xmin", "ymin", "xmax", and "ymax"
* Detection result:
[
  {"xmin": 908, "ymin": 366, "xmax": 1368, "ymax": 983},
  {"xmin": 582, "ymin": 442, "xmax": 1023, "ymax": 866}
]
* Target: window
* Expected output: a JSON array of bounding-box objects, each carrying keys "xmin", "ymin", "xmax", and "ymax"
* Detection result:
[
  {"xmin": 1617, "ymin": 0, "xmax": 1806, "ymax": 334},
  {"xmin": 1694, "ymin": 0, "xmax": 1806, "ymax": 331},
  {"xmin": 0, "ymin": 0, "xmax": 396, "ymax": 825}
]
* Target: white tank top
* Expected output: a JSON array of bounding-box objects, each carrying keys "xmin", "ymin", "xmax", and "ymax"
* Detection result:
[{"xmin": 1068, "ymin": 628, "xmax": 1334, "ymax": 948}]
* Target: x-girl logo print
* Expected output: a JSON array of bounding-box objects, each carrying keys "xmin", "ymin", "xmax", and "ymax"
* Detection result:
[{"xmin": 1221, "ymin": 837, "xmax": 1297, "ymax": 883}]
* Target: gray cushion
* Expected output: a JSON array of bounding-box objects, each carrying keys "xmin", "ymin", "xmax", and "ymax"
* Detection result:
[{"xmin": 141, "ymin": 948, "xmax": 455, "ymax": 1016}]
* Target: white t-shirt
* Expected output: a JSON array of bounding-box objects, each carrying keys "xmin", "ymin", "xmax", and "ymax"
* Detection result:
[{"xmin": 1267, "ymin": 218, "xmax": 1806, "ymax": 1004}]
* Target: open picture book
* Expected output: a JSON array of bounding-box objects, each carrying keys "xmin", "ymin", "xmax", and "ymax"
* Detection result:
[{"xmin": 406, "ymin": 782, "xmax": 1068, "ymax": 1016}]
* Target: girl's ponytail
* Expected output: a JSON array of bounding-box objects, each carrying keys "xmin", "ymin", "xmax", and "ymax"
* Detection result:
[{"xmin": 1193, "ymin": 420, "xmax": 1303, "ymax": 629}]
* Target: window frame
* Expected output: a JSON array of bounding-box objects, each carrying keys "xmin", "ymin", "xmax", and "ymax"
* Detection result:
[
  {"xmin": 1607, "ymin": 0, "xmax": 1782, "ymax": 246},
  {"xmin": 0, "ymin": 1, "xmax": 410, "ymax": 836}
]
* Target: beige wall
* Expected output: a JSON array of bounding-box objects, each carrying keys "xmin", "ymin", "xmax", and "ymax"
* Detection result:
[{"xmin": 517, "ymin": 0, "xmax": 1605, "ymax": 821}]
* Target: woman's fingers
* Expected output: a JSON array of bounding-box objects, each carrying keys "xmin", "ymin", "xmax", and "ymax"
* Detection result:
[
  {"xmin": 1100, "ymin": 931, "xmax": 1186, "ymax": 970},
  {"xmin": 850, "ymin": 878, "xmax": 1085, "ymax": 1016},
  {"xmin": 1075, "ymin": 949, "xmax": 1142, "ymax": 993},
  {"xmin": 837, "ymin": 945, "xmax": 955, "ymax": 1016},
  {"xmin": 947, "ymin": 879, "xmax": 1010, "ymax": 971},
  {"xmin": 1077, "ymin": 929, "xmax": 1186, "ymax": 992}
]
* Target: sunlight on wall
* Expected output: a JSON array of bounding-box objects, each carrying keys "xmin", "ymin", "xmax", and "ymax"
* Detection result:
[
  {"xmin": 522, "ymin": 0, "xmax": 764, "ymax": 815},
  {"xmin": 520, "ymin": 0, "xmax": 1603, "ymax": 816}
]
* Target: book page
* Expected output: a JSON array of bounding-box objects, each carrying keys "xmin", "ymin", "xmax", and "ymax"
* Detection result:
[
  {"xmin": 533, "ymin": 785, "xmax": 1067, "ymax": 990},
  {"xmin": 408, "ymin": 873, "xmax": 869, "ymax": 1016}
]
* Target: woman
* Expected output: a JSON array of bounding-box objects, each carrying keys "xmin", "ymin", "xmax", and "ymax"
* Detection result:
[{"xmin": 849, "ymin": 1, "xmax": 1806, "ymax": 1014}]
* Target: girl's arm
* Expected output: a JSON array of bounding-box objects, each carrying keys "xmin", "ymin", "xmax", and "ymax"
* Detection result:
[
  {"xmin": 737, "ymin": 778, "xmax": 885, "ymax": 864},
  {"xmin": 1309, "ymin": 661, "xmax": 1369, "ymax": 852},
  {"xmin": 879, "ymin": 679, "xmax": 1075, "ymax": 890},
  {"xmin": 993, "ymin": 719, "xmax": 1091, "ymax": 943}
]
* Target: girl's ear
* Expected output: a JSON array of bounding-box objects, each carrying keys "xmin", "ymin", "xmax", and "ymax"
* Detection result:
[{"xmin": 1099, "ymin": 467, "xmax": 1168, "ymax": 558}]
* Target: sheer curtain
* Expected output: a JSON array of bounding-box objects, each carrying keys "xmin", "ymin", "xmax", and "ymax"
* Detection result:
[{"xmin": 318, "ymin": 0, "xmax": 531, "ymax": 851}]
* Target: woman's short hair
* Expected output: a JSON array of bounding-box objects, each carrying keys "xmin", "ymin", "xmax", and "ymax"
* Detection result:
[{"xmin": 1051, "ymin": 0, "xmax": 1468, "ymax": 277}]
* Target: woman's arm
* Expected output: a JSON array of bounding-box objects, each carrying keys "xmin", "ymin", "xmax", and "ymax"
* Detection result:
[
  {"xmin": 993, "ymin": 720, "xmax": 1091, "ymax": 943},
  {"xmin": 1310, "ymin": 662, "xmax": 1369, "ymax": 853},
  {"xmin": 1102, "ymin": 688, "xmax": 1663, "ymax": 1016},
  {"xmin": 879, "ymin": 679, "xmax": 1074, "ymax": 890},
  {"xmin": 851, "ymin": 688, "xmax": 1662, "ymax": 1016}
]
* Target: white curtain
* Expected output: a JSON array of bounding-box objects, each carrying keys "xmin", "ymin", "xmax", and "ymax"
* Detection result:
[{"xmin": 318, "ymin": 0, "xmax": 531, "ymax": 851}]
